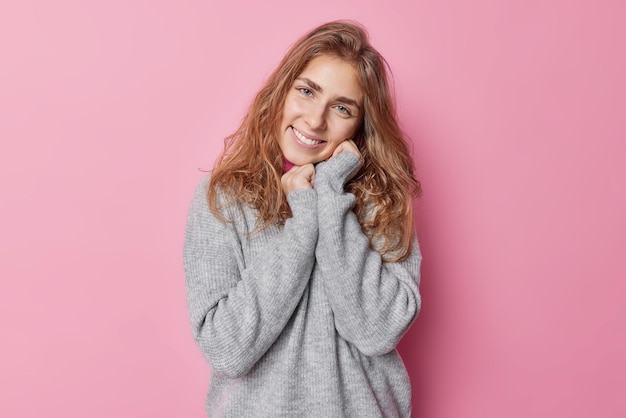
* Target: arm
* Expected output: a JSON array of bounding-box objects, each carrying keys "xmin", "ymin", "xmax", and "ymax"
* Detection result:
[
  {"xmin": 314, "ymin": 152, "xmax": 422, "ymax": 356},
  {"xmin": 184, "ymin": 176, "xmax": 318, "ymax": 378}
]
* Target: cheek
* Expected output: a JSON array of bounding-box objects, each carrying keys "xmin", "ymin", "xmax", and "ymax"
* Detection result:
[
  {"xmin": 282, "ymin": 95, "xmax": 304, "ymax": 120},
  {"xmin": 279, "ymin": 98, "xmax": 291, "ymax": 125},
  {"xmin": 333, "ymin": 120, "xmax": 360, "ymax": 140}
]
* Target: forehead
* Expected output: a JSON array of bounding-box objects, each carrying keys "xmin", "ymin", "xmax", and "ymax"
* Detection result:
[{"xmin": 297, "ymin": 55, "xmax": 363, "ymax": 104}]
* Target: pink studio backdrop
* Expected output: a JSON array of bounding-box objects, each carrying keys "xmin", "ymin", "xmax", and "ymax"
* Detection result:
[{"xmin": 1, "ymin": 1, "xmax": 624, "ymax": 417}]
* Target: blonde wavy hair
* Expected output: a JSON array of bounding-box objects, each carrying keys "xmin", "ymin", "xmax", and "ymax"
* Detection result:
[{"xmin": 208, "ymin": 20, "xmax": 420, "ymax": 262}]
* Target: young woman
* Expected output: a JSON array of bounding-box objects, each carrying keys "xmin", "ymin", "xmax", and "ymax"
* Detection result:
[{"xmin": 184, "ymin": 21, "xmax": 422, "ymax": 417}]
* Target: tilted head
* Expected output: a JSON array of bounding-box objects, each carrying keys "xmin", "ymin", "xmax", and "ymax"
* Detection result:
[{"xmin": 257, "ymin": 21, "xmax": 398, "ymax": 164}]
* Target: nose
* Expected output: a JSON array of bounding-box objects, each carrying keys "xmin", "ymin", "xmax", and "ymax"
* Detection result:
[{"xmin": 304, "ymin": 103, "xmax": 327, "ymax": 131}]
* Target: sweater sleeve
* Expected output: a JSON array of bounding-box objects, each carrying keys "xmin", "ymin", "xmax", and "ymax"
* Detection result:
[
  {"xmin": 313, "ymin": 152, "xmax": 422, "ymax": 356},
  {"xmin": 183, "ymin": 175, "xmax": 318, "ymax": 378}
]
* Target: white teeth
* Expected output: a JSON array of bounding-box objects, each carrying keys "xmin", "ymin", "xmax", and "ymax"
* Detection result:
[{"xmin": 293, "ymin": 127, "xmax": 322, "ymax": 145}]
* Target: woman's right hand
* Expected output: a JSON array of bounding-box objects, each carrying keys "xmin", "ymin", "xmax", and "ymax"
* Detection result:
[{"xmin": 281, "ymin": 163, "xmax": 315, "ymax": 196}]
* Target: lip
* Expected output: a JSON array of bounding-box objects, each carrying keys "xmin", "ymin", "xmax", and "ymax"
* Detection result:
[{"xmin": 290, "ymin": 126, "xmax": 325, "ymax": 148}]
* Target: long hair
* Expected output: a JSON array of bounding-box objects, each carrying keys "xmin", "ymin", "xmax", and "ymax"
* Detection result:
[{"xmin": 208, "ymin": 20, "xmax": 421, "ymax": 262}]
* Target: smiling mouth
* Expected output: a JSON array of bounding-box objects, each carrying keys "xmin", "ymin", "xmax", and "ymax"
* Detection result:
[{"xmin": 292, "ymin": 127, "xmax": 323, "ymax": 146}]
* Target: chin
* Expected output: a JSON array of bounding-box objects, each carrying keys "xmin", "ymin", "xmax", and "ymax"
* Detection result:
[{"xmin": 285, "ymin": 155, "xmax": 314, "ymax": 166}]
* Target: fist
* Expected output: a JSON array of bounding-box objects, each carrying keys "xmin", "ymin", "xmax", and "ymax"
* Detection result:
[
  {"xmin": 330, "ymin": 139, "xmax": 363, "ymax": 181},
  {"xmin": 281, "ymin": 163, "xmax": 315, "ymax": 195},
  {"xmin": 331, "ymin": 139, "xmax": 363, "ymax": 166}
]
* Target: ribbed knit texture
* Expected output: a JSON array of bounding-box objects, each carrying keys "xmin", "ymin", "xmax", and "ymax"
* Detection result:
[{"xmin": 184, "ymin": 152, "xmax": 422, "ymax": 417}]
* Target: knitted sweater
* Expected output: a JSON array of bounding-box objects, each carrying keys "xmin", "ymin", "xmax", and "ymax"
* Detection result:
[{"xmin": 184, "ymin": 152, "xmax": 422, "ymax": 417}]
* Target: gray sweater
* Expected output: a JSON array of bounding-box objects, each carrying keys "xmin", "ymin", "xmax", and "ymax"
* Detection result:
[{"xmin": 184, "ymin": 152, "xmax": 422, "ymax": 417}]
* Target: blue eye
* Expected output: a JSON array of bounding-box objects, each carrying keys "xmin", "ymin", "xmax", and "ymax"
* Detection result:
[
  {"xmin": 299, "ymin": 88, "xmax": 313, "ymax": 96},
  {"xmin": 336, "ymin": 105, "xmax": 350, "ymax": 115}
]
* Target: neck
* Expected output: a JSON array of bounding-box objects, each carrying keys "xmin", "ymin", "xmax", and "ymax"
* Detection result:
[{"xmin": 283, "ymin": 156, "xmax": 295, "ymax": 172}]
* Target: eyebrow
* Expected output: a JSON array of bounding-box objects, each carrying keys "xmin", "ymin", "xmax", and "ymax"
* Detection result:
[{"xmin": 296, "ymin": 77, "xmax": 361, "ymax": 109}]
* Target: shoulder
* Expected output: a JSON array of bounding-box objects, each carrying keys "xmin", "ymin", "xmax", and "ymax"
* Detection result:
[
  {"xmin": 191, "ymin": 172, "xmax": 211, "ymax": 199},
  {"xmin": 189, "ymin": 172, "xmax": 236, "ymax": 213},
  {"xmin": 189, "ymin": 172, "xmax": 259, "ymax": 232}
]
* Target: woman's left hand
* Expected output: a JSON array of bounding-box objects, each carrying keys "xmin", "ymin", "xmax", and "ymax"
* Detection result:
[{"xmin": 331, "ymin": 139, "xmax": 364, "ymax": 167}]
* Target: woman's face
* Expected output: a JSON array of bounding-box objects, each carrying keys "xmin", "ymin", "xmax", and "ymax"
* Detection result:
[{"xmin": 278, "ymin": 55, "xmax": 364, "ymax": 166}]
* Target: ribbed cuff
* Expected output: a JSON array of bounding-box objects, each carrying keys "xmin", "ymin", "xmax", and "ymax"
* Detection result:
[{"xmin": 314, "ymin": 152, "xmax": 361, "ymax": 191}]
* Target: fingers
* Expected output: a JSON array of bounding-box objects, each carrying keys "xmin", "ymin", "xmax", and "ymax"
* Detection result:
[
  {"xmin": 331, "ymin": 139, "xmax": 364, "ymax": 167},
  {"xmin": 281, "ymin": 163, "xmax": 315, "ymax": 195}
]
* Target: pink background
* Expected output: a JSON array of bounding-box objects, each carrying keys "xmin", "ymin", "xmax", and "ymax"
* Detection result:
[{"xmin": 1, "ymin": 0, "xmax": 624, "ymax": 417}]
